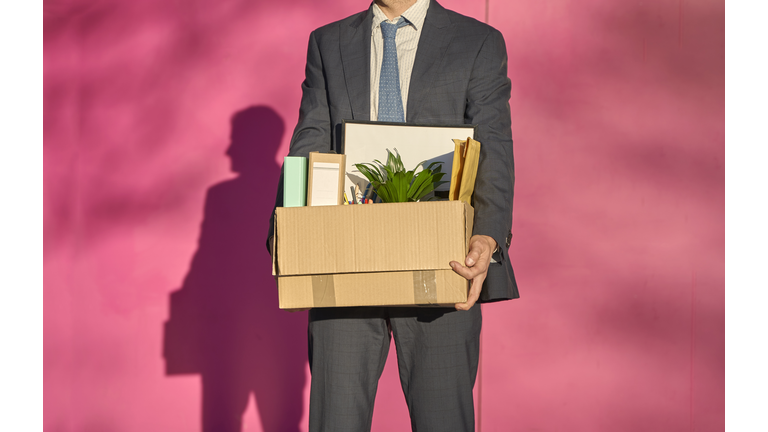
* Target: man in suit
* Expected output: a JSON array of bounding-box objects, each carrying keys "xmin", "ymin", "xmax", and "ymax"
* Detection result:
[{"xmin": 270, "ymin": 0, "xmax": 518, "ymax": 430}]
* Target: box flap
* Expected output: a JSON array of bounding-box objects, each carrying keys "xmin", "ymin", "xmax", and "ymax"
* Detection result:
[{"xmin": 275, "ymin": 201, "xmax": 472, "ymax": 277}]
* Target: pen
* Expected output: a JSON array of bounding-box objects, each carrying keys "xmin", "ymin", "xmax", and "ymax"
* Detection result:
[{"xmin": 343, "ymin": 192, "xmax": 349, "ymax": 205}]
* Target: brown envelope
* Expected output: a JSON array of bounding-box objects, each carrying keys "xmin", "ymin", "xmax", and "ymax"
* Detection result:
[{"xmin": 449, "ymin": 137, "xmax": 481, "ymax": 205}]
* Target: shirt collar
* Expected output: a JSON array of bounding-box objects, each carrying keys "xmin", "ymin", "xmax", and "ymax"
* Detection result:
[{"xmin": 372, "ymin": 0, "xmax": 429, "ymax": 31}]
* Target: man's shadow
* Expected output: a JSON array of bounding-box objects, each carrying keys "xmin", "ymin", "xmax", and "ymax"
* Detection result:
[{"xmin": 163, "ymin": 106, "xmax": 306, "ymax": 432}]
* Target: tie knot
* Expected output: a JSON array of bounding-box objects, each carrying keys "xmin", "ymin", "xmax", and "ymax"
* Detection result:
[{"xmin": 380, "ymin": 18, "xmax": 406, "ymax": 39}]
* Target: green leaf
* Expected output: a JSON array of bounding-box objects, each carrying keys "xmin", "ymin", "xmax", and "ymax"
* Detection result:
[
  {"xmin": 390, "ymin": 172, "xmax": 406, "ymax": 202},
  {"xmin": 412, "ymin": 172, "xmax": 443, "ymax": 201},
  {"xmin": 384, "ymin": 181, "xmax": 400, "ymax": 203},
  {"xmin": 356, "ymin": 150, "xmax": 448, "ymax": 203},
  {"xmin": 431, "ymin": 172, "xmax": 446, "ymax": 183},
  {"xmin": 408, "ymin": 169, "xmax": 432, "ymax": 199},
  {"xmin": 354, "ymin": 163, "xmax": 382, "ymax": 184},
  {"xmin": 386, "ymin": 149, "xmax": 398, "ymax": 173},
  {"xmin": 404, "ymin": 169, "xmax": 415, "ymax": 189},
  {"xmin": 426, "ymin": 161, "xmax": 444, "ymax": 172},
  {"xmin": 377, "ymin": 184, "xmax": 393, "ymax": 202},
  {"xmin": 415, "ymin": 181, "xmax": 438, "ymax": 199},
  {"xmin": 380, "ymin": 166, "xmax": 393, "ymax": 185},
  {"xmin": 394, "ymin": 149, "xmax": 405, "ymax": 172},
  {"xmin": 399, "ymin": 173, "xmax": 409, "ymax": 202}
]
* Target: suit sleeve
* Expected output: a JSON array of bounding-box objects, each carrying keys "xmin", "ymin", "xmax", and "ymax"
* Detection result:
[
  {"xmin": 267, "ymin": 30, "xmax": 334, "ymax": 250},
  {"xmin": 287, "ymin": 31, "xmax": 334, "ymax": 158},
  {"xmin": 464, "ymin": 28, "xmax": 515, "ymax": 265}
]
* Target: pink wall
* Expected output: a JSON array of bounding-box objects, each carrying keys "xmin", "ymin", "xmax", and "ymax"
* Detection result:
[{"xmin": 44, "ymin": 0, "xmax": 723, "ymax": 431}]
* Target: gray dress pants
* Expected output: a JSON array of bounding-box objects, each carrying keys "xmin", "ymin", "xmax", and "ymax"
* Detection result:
[{"xmin": 307, "ymin": 305, "xmax": 482, "ymax": 432}]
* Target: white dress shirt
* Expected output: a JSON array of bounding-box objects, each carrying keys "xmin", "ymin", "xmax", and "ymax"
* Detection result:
[{"xmin": 370, "ymin": 0, "xmax": 430, "ymax": 121}]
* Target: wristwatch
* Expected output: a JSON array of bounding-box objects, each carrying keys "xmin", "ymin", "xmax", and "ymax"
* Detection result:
[
  {"xmin": 491, "ymin": 243, "xmax": 501, "ymax": 263},
  {"xmin": 491, "ymin": 232, "xmax": 511, "ymax": 263}
]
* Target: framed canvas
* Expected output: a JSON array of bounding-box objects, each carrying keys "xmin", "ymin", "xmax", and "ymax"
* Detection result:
[{"xmin": 341, "ymin": 120, "xmax": 477, "ymax": 201}]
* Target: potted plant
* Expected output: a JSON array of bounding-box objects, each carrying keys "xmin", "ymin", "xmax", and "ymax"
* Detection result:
[{"xmin": 353, "ymin": 149, "xmax": 447, "ymax": 203}]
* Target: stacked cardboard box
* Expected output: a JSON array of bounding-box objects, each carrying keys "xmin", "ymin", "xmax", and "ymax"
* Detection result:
[{"xmin": 272, "ymin": 200, "xmax": 473, "ymax": 309}]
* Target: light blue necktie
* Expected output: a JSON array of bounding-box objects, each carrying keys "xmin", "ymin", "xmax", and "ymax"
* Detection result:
[{"xmin": 378, "ymin": 18, "xmax": 409, "ymax": 123}]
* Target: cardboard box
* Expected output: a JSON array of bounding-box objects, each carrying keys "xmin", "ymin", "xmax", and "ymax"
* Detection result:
[{"xmin": 272, "ymin": 200, "xmax": 474, "ymax": 309}]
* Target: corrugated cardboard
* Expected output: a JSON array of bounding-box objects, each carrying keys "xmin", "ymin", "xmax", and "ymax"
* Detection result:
[{"xmin": 272, "ymin": 201, "xmax": 474, "ymax": 308}]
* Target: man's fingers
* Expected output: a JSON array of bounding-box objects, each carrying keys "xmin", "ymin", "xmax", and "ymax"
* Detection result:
[
  {"xmin": 451, "ymin": 260, "xmax": 485, "ymax": 310},
  {"xmin": 455, "ymin": 274, "xmax": 485, "ymax": 311},
  {"xmin": 466, "ymin": 235, "xmax": 495, "ymax": 266},
  {"xmin": 465, "ymin": 247, "xmax": 481, "ymax": 267},
  {"xmin": 453, "ymin": 235, "xmax": 495, "ymax": 311},
  {"xmin": 450, "ymin": 260, "xmax": 482, "ymax": 280}
]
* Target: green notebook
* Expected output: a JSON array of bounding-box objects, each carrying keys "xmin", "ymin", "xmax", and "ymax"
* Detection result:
[{"xmin": 283, "ymin": 156, "xmax": 308, "ymax": 207}]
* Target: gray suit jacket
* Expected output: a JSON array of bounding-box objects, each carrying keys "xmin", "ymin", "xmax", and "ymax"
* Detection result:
[{"xmin": 271, "ymin": 0, "xmax": 518, "ymax": 302}]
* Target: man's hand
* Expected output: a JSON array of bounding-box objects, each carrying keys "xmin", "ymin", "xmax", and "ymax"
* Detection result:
[{"xmin": 451, "ymin": 235, "xmax": 497, "ymax": 311}]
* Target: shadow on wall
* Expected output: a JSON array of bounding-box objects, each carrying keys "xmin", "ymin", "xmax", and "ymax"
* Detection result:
[{"xmin": 163, "ymin": 106, "xmax": 307, "ymax": 432}]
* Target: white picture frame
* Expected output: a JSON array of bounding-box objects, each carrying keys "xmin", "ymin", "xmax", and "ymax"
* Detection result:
[{"xmin": 341, "ymin": 120, "xmax": 477, "ymax": 202}]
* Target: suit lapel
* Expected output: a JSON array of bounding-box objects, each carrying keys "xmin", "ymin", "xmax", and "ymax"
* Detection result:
[
  {"xmin": 406, "ymin": 1, "xmax": 454, "ymax": 122},
  {"xmin": 340, "ymin": 9, "xmax": 372, "ymax": 121}
]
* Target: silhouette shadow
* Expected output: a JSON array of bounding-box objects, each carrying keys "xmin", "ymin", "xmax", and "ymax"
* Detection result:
[{"xmin": 163, "ymin": 106, "xmax": 307, "ymax": 432}]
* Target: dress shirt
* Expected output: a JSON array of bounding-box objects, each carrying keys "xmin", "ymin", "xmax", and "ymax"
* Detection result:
[{"xmin": 370, "ymin": 0, "xmax": 430, "ymax": 121}]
